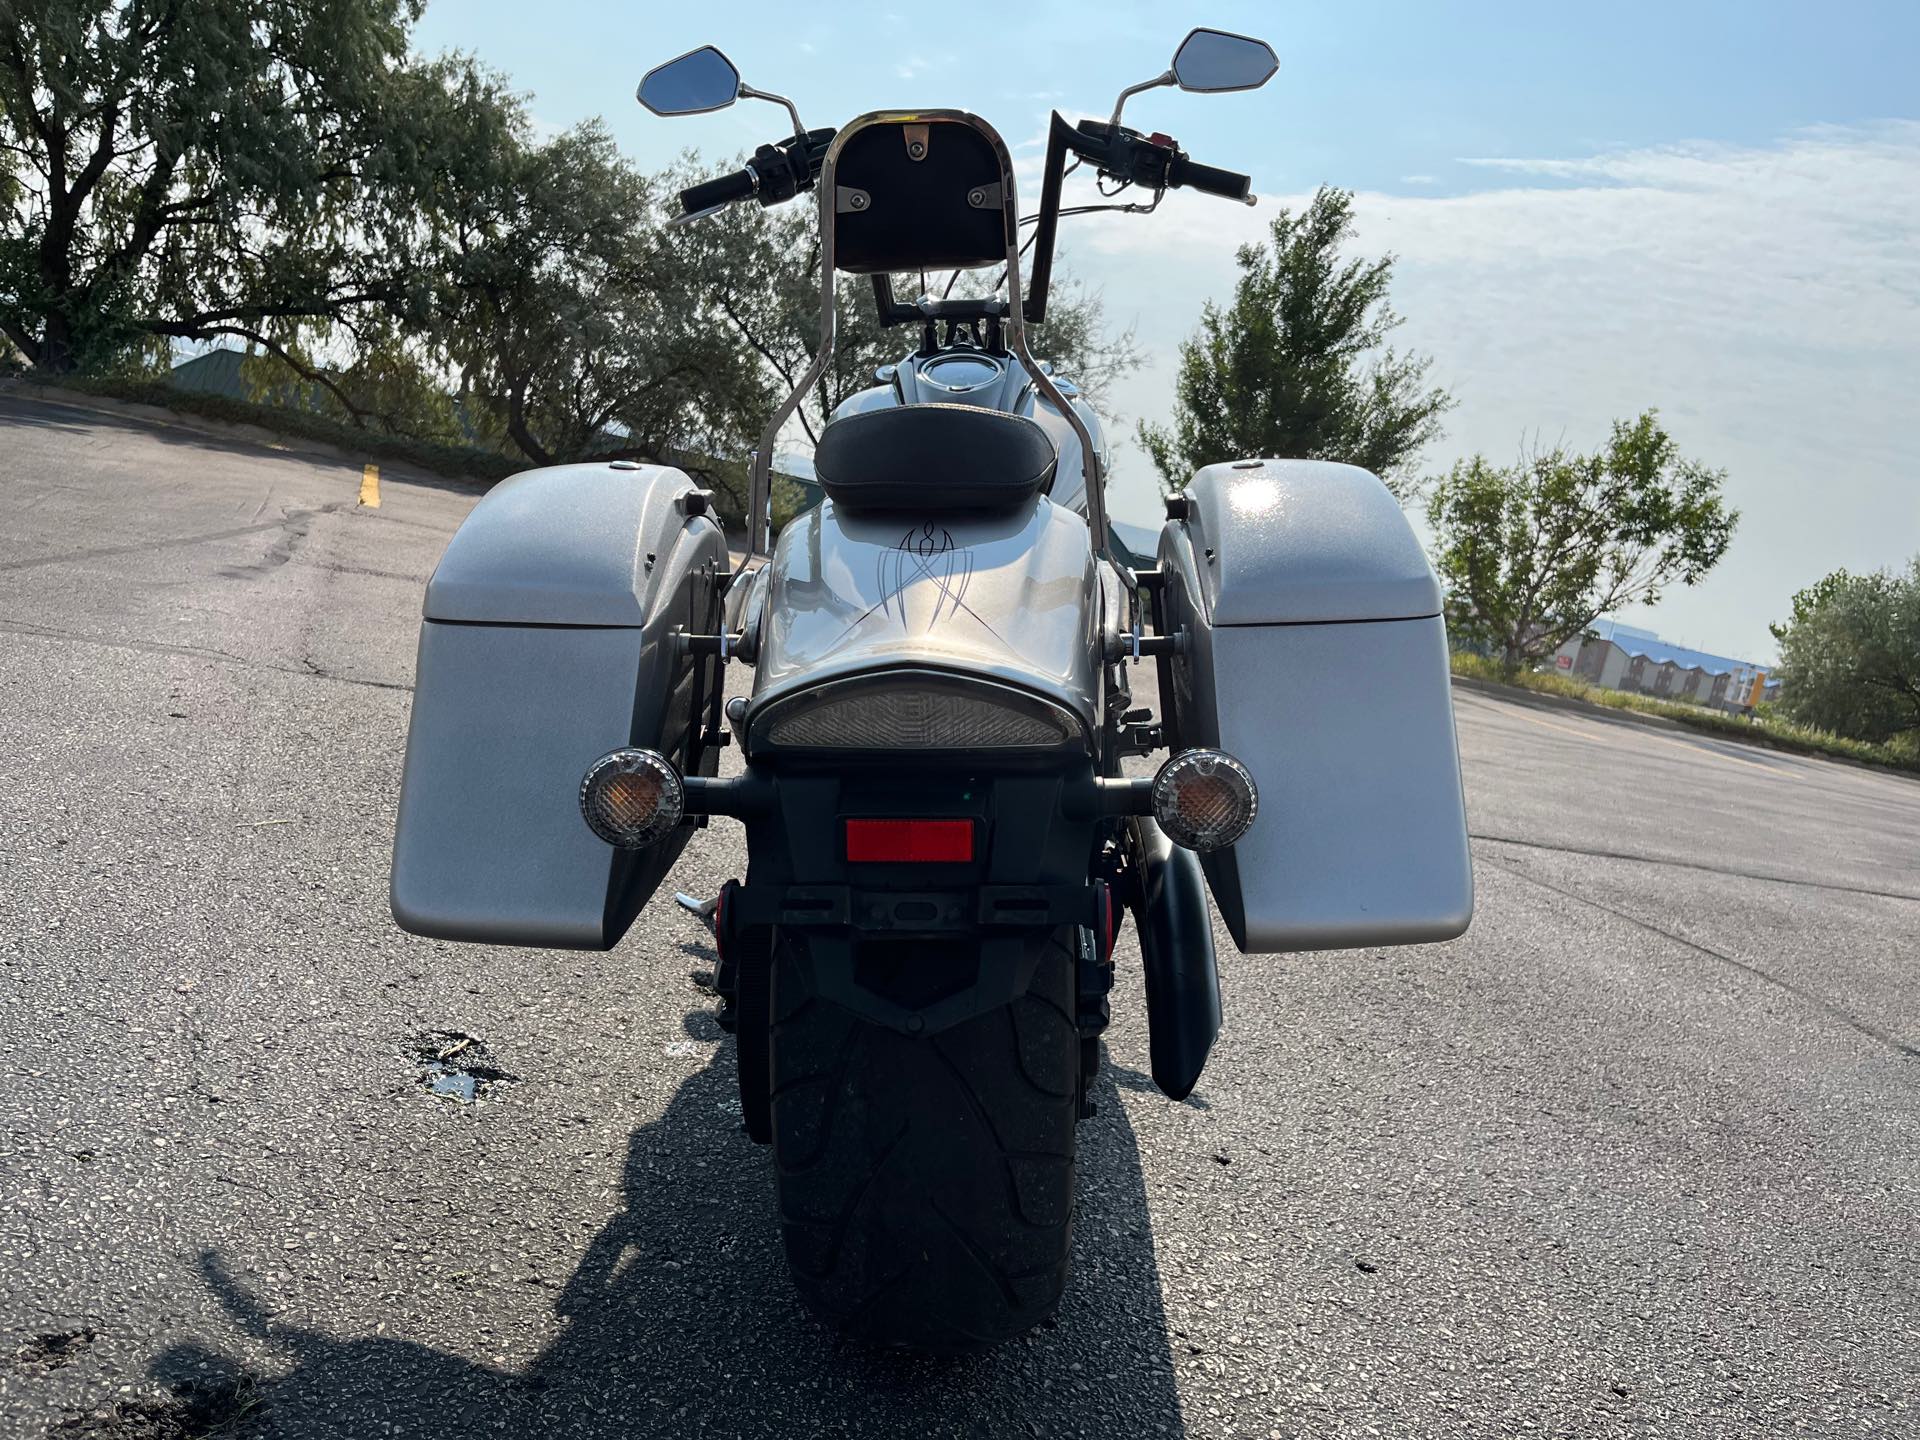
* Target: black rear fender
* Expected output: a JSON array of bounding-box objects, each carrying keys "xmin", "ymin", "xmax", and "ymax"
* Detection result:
[{"xmin": 723, "ymin": 757, "xmax": 1111, "ymax": 1038}]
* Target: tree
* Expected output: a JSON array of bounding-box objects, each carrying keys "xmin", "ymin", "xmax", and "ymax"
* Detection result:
[
  {"xmin": 1426, "ymin": 411, "xmax": 1738, "ymax": 671},
  {"xmin": 1769, "ymin": 560, "xmax": 1920, "ymax": 745},
  {"xmin": 1138, "ymin": 186, "xmax": 1452, "ymax": 495},
  {"xmin": 0, "ymin": 0, "xmax": 495, "ymax": 376},
  {"xmin": 0, "ymin": 3, "xmax": 1146, "ymax": 493},
  {"xmin": 431, "ymin": 124, "xmax": 768, "ymax": 471}
]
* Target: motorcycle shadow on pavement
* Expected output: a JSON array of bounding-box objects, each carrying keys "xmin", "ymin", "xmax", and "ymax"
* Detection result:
[{"xmin": 153, "ymin": 1010, "xmax": 1189, "ymax": 1439}]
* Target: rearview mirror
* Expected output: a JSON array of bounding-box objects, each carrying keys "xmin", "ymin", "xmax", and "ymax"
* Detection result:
[
  {"xmin": 637, "ymin": 45, "xmax": 740, "ymax": 116},
  {"xmin": 1171, "ymin": 29, "xmax": 1278, "ymax": 94}
]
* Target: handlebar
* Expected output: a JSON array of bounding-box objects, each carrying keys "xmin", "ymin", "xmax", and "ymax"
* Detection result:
[
  {"xmin": 680, "ymin": 167, "xmax": 757, "ymax": 217},
  {"xmin": 1065, "ymin": 119, "xmax": 1252, "ymax": 204},
  {"xmin": 1167, "ymin": 153, "xmax": 1252, "ymax": 204},
  {"xmin": 676, "ymin": 127, "xmax": 837, "ymax": 221},
  {"xmin": 1028, "ymin": 112, "xmax": 1255, "ymax": 324}
]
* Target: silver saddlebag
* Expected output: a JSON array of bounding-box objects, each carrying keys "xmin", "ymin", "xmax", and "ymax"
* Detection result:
[
  {"xmin": 391, "ymin": 462, "xmax": 728, "ymax": 949},
  {"xmin": 1159, "ymin": 459, "xmax": 1472, "ymax": 953}
]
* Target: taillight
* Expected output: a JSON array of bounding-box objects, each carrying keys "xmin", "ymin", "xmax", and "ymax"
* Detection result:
[
  {"xmin": 751, "ymin": 670, "xmax": 1084, "ymax": 753},
  {"xmin": 845, "ymin": 818, "xmax": 975, "ymax": 863}
]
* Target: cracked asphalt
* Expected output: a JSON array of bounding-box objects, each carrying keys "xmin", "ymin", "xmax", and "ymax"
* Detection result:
[{"xmin": 1, "ymin": 389, "xmax": 1916, "ymax": 1439}]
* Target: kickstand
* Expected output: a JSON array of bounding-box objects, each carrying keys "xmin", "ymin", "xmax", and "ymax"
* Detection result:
[{"xmin": 674, "ymin": 891, "xmax": 719, "ymax": 938}]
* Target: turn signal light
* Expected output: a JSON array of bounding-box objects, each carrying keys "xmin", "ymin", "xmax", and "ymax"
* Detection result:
[
  {"xmin": 580, "ymin": 748, "xmax": 685, "ymax": 848},
  {"xmin": 845, "ymin": 818, "xmax": 975, "ymax": 863},
  {"xmin": 1152, "ymin": 748, "xmax": 1258, "ymax": 853}
]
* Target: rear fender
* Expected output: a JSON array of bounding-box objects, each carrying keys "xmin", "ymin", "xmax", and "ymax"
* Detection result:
[
  {"xmin": 728, "ymin": 759, "xmax": 1106, "ymax": 1038},
  {"xmin": 749, "ymin": 496, "xmax": 1103, "ymax": 735}
]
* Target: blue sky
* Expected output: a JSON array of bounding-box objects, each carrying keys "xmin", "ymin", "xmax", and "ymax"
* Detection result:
[{"xmin": 414, "ymin": 2, "xmax": 1920, "ymax": 661}]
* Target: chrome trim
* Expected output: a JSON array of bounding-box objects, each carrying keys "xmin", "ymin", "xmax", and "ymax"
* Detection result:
[
  {"xmin": 743, "ymin": 110, "xmax": 1111, "ymax": 569},
  {"xmin": 579, "ymin": 748, "xmax": 686, "ymax": 849},
  {"xmin": 920, "ymin": 353, "xmax": 1005, "ymax": 393},
  {"xmin": 1109, "ymin": 67, "xmax": 1174, "ymax": 129},
  {"xmin": 738, "ymin": 82, "xmax": 806, "ymax": 138},
  {"xmin": 1006, "ymin": 269, "xmax": 1110, "ymax": 566},
  {"xmin": 635, "ymin": 46, "xmax": 742, "ymax": 117}
]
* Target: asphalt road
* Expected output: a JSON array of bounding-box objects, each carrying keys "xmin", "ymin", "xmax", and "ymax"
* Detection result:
[{"xmin": 1, "ymin": 390, "xmax": 1915, "ymax": 1439}]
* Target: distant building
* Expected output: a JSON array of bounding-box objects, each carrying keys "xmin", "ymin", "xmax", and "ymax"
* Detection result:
[
  {"xmin": 1552, "ymin": 619, "xmax": 1777, "ymax": 714},
  {"xmin": 167, "ymin": 345, "xmax": 331, "ymax": 412},
  {"xmin": 167, "ymin": 347, "xmax": 250, "ymax": 397}
]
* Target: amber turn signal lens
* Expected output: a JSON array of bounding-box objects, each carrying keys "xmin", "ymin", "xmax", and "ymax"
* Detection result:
[
  {"xmin": 580, "ymin": 748, "xmax": 685, "ymax": 848},
  {"xmin": 1151, "ymin": 748, "xmax": 1258, "ymax": 853}
]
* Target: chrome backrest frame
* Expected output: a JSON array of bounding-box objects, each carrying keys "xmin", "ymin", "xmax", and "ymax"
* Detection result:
[{"xmin": 743, "ymin": 109, "xmax": 1108, "ymax": 569}]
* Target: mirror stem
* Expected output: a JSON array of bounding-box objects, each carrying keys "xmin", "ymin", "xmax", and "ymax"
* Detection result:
[
  {"xmin": 1108, "ymin": 69, "xmax": 1174, "ymax": 130},
  {"xmin": 740, "ymin": 83, "xmax": 807, "ymax": 141}
]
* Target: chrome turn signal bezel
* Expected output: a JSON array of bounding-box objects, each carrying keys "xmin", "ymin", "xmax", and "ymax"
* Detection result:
[
  {"xmin": 1151, "ymin": 747, "xmax": 1259, "ymax": 853},
  {"xmin": 579, "ymin": 748, "xmax": 685, "ymax": 849}
]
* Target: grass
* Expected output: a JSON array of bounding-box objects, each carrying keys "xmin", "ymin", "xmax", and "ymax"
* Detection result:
[
  {"xmin": 45, "ymin": 374, "xmax": 522, "ymax": 483},
  {"xmin": 1450, "ymin": 651, "xmax": 1920, "ymax": 775}
]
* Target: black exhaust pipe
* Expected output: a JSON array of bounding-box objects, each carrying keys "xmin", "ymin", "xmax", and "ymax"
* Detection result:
[{"xmin": 1126, "ymin": 816, "xmax": 1221, "ymax": 1101}]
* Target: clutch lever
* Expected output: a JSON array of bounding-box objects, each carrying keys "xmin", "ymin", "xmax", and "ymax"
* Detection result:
[{"xmin": 670, "ymin": 202, "xmax": 733, "ymax": 228}]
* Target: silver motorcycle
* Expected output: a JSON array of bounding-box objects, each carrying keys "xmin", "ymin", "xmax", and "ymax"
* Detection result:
[{"xmin": 391, "ymin": 28, "xmax": 1472, "ymax": 1349}]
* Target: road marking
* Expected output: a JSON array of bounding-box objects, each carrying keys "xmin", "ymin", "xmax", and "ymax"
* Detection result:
[{"xmin": 358, "ymin": 463, "xmax": 380, "ymax": 508}]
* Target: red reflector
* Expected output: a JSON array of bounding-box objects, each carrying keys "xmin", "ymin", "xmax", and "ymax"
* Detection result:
[{"xmin": 845, "ymin": 818, "xmax": 975, "ymax": 863}]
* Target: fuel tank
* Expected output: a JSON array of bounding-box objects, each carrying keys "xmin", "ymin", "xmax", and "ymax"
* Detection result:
[{"xmin": 747, "ymin": 495, "xmax": 1105, "ymax": 733}]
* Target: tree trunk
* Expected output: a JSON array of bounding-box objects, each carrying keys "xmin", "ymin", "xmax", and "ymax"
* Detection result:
[
  {"xmin": 38, "ymin": 317, "xmax": 76, "ymax": 373},
  {"xmin": 504, "ymin": 382, "xmax": 551, "ymax": 467}
]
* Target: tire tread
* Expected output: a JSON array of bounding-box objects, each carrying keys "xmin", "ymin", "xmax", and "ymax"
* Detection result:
[{"xmin": 769, "ymin": 930, "xmax": 1079, "ymax": 1349}]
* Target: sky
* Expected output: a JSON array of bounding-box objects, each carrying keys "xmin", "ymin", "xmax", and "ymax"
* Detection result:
[{"xmin": 412, "ymin": 1, "xmax": 1920, "ymax": 663}]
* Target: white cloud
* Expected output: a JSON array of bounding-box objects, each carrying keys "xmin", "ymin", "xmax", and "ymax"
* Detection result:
[
  {"xmin": 1064, "ymin": 122, "xmax": 1920, "ymax": 660},
  {"xmin": 1401, "ymin": 174, "xmax": 1438, "ymax": 186}
]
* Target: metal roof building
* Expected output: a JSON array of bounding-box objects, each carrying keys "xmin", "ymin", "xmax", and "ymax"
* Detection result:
[{"xmin": 1555, "ymin": 620, "xmax": 1779, "ymax": 711}]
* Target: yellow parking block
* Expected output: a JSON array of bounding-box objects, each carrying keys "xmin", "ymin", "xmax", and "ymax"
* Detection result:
[{"xmin": 358, "ymin": 463, "xmax": 380, "ymax": 508}]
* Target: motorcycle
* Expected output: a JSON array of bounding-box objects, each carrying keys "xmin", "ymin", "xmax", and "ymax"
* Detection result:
[{"xmin": 391, "ymin": 28, "xmax": 1472, "ymax": 1349}]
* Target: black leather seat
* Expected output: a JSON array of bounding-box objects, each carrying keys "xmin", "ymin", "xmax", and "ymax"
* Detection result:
[{"xmin": 813, "ymin": 403, "xmax": 1057, "ymax": 513}]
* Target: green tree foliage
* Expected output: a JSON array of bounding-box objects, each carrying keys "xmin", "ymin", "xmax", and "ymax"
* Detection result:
[
  {"xmin": 0, "ymin": 0, "xmax": 497, "ymax": 373},
  {"xmin": 0, "ymin": 1, "xmax": 1148, "ymax": 483},
  {"xmin": 1769, "ymin": 560, "xmax": 1920, "ymax": 745},
  {"xmin": 1426, "ymin": 411, "xmax": 1738, "ymax": 670},
  {"xmin": 1139, "ymin": 186, "xmax": 1452, "ymax": 495},
  {"xmin": 239, "ymin": 326, "xmax": 467, "ymax": 445},
  {"xmin": 431, "ymin": 123, "xmax": 768, "ymax": 470}
]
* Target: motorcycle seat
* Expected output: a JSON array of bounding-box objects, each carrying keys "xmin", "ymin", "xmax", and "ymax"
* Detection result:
[{"xmin": 813, "ymin": 403, "xmax": 1056, "ymax": 513}]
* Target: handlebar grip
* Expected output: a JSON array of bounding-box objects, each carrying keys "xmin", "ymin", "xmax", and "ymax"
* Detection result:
[
  {"xmin": 1169, "ymin": 155, "xmax": 1252, "ymax": 203},
  {"xmin": 679, "ymin": 168, "xmax": 756, "ymax": 216}
]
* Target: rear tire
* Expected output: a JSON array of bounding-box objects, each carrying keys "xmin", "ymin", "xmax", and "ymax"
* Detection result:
[{"xmin": 768, "ymin": 930, "xmax": 1080, "ymax": 1349}]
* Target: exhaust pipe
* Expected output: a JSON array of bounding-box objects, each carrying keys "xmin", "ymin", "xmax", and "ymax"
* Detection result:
[{"xmin": 1126, "ymin": 815, "xmax": 1221, "ymax": 1102}]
